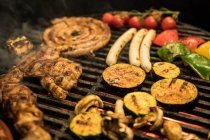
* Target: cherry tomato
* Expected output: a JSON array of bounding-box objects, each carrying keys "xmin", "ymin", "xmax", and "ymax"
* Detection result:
[
  {"xmin": 112, "ymin": 16, "xmax": 124, "ymax": 28},
  {"xmin": 161, "ymin": 16, "xmax": 177, "ymax": 30},
  {"xmin": 128, "ymin": 16, "xmax": 143, "ymax": 29},
  {"xmin": 102, "ymin": 12, "xmax": 114, "ymax": 25},
  {"xmin": 144, "ymin": 16, "xmax": 158, "ymax": 29}
]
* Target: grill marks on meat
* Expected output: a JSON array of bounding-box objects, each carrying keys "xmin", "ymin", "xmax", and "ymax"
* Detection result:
[
  {"xmin": 7, "ymin": 36, "xmax": 33, "ymax": 56},
  {"xmin": 0, "ymin": 83, "xmax": 51, "ymax": 140},
  {"xmin": 43, "ymin": 17, "xmax": 111, "ymax": 56},
  {"xmin": 1, "ymin": 36, "xmax": 82, "ymax": 139},
  {"xmin": 25, "ymin": 57, "xmax": 82, "ymax": 99}
]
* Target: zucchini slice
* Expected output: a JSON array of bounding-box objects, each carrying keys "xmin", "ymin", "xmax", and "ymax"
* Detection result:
[
  {"xmin": 102, "ymin": 63, "xmax": 146, "ymax": 88},
  {"xmin": 123, "ymin": 92, "xmax": 157, "ymax": 115},
  {"xmin": 151, "ymin": 79, "xmax": 198, "ymax": 105},
  {"xmin": 70, "ymin": 112, "xmax": 102, "ymax": 139},
  {"xmin": 153, "ymin": 62, "xmax": 180, "ymax": 79}
]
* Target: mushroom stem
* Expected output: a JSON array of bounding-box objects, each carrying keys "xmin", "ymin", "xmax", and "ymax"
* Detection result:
[{"xmin": 115, "ymin": 99, "xmax": 125, "ymax": 116}]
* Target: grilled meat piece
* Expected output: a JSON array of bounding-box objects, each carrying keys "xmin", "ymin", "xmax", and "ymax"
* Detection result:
[
  {"xmin": 0, "ymin": 83, "xmax": 37, "ymax": 118},
  {"xmin": 0, "ymin": 82, "xmax": 51, "ymax": 140},
  {"xmin": 7, "ymin": 36, "xmax": 33, "ymax": 56},
  {"xmin": 0, "ymin": 120, "xmax": 13, "ymax": 140},
  {"xmin": 25, "ymin": 57, "xmax": 82, "ymax": 99},
  {"xmin": 0, "ymin": 67, "xmax": 24, "ymax": 83}
]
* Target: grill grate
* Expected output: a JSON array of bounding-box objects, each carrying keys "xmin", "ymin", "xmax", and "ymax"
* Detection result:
[{"xmin": 2, "ymin": 14, "xmax": 210, "ymax": 139}]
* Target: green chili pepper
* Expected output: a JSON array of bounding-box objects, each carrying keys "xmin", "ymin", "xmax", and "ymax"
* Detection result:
[
  {"xmin": 182, "ymin": 53, "xmax": 210, "ymax": 80},
  {"xmin": 157, "ymin": 42, "xmax": 191, "ymax": 62}
]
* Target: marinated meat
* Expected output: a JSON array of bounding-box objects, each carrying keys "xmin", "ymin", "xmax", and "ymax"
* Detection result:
[
  {"xmin": 43, "ymin": 17, "xmax": 111, "ymax": 56},
  {"xmin": 0, "ymin": 82, "xmax": 51, "ymax": 140},
  {"xmin": 0, "ymin": 120, "xmax": 13, "ymax": 140},
  {"xmin": 7, "ymin": 36, "xmax": 33, "ymax": 56},
  {"xmin": 25, "ymin": 57, "xmax": 82, "ymax": 99}
]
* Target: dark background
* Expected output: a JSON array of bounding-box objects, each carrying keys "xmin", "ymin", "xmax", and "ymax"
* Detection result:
[{"xmin": 0, "ymin": 0, "xmax": 210, "ymax": 45}]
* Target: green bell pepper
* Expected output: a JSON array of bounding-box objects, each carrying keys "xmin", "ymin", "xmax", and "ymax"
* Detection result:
[
  {"xmin": 181, "ymin": 53, "xmax": 210, "ymax": 80},
  {"xmin": 157, "ymin": 42, "xmax": 210, "ymax": 80},
  {"xmin": 157, "ymin": 42, "xmax": 191, "ymax": 62}
]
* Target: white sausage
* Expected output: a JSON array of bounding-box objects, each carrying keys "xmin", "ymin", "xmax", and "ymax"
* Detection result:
[
  {"xmin": 139, "ymin": 29, "xmax": 156, "ymax": 72},
  {"xmin": 129, "ymin": 28, "xmax": 148, "ymax": 66},
  {"xmin": 106, "ymin": 28, "xmax": 137, "ymax": 66}
]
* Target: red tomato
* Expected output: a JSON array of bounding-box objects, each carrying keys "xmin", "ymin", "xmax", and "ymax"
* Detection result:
[
  {"xmin": 144, "ymin": 16, "xmax": 158, "ymax": 29},
  {"xmin": 153, "ymin": 29, "xmax": 179, "ymax": 46},
  {"xmin": 112, "ymin": 16, "xmax": 124, "ymax": 28},
  {"xmin": 161, "ymin": 16, "xmax": 177, "ymax": 30},
  {"xmin": 128, "ymin": 16, "xmax": 143, "ymax": 29},
  {"xmin": 179, "ymin": 36, "xmax": 205, "ymax": 51},
  {"xmin": 102, "ymin": 12, "xmax": 114, "ymax": 25}
]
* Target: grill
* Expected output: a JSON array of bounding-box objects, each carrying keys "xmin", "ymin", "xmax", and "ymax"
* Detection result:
[{"xmin": 1, "ymin": 14, "xmax": 210, "ymax": 140}]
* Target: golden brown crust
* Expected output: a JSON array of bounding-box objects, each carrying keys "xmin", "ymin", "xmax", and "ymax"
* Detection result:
[
  {"xmin": 151, "ymin": 79, "xmax": 198, "ymax": 105},
  {"xmin": 43, "ymin": 17, "xmax": 111, "ymax": 56},
  {"xmin": 102, "ymin": 63, "xmax": 146, "ymax": 88}
]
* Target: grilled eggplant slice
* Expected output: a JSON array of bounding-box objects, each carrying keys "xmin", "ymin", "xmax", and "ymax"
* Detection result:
[
  {"xmin": 69, "ymin": 112, "xmax": 102, "ymax": 139},
  {"xmin": 151, "ymin": 79, "xmax": 198, "ymax": 106},
  {"xmin": 123, "ymin": 92, "xmax": 157, "ymax": 115},
  {"xmin": 102, "ymin": 63, "xmax": 146, "ymax": 89},
  {"xmin": 153, "ymin": 62, "xmax": 180, "ymax": 79}
]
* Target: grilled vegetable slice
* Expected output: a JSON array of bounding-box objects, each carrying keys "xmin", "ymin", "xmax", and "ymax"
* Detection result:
[
  {"xmin": 153, "ymin": 62, "xmax": 180, "ymax": 79},
  {"xmin": 70, "ymin": 112, "xmax": 102, "ymax": 139},
  {"xmin": 123, "ymin": 92, "xmax": 157, "ymax": 115},
  {"xmin": 181, "ymin": 53, "xmax": 210, "ymax": 80},
  {"xmin": 102, "ymin": 63, "xmax": 146, "ymax": 88},
  {"xmin": 151, "ymin": 79, "xmax": 198, "ymax": 105}
]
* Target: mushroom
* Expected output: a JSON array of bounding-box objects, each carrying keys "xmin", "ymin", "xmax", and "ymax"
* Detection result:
[
  {"xmin": 182, "ymin": 133, "xmax": 200, "ymax": 140},
  {"xmin": 102, "ymin": 99, "xmax": 133, "ymax": 140},
  {"xmin": 75, "ymin": 94, "xmax": 104, "ymax": 114},
  {"xmin": 161, "ymin": 120, "xmax": 182, "ymax": 140},
  {"xmin": 133, "ymin": 107, "xmax": 163, "ymax": 131}
]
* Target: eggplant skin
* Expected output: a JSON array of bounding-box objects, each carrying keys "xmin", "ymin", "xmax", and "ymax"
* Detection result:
[
  {"xmin": 102, "ymin": 63, "xmax": 146, "ymax": 89},
  {"xmin": 151, "ymin": 79, "xmax": 198, "ymax": 107},
  {"xmin": 153, "ymin": 62, "xmax": 180, "ymax": 79}
]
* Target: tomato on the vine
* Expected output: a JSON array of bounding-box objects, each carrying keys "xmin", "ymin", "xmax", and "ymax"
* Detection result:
[
  {"xmin": 128, "ymin": 16, "xmax": 143, "ymax": 29},
  {"xmin": 144, "ymin": 16, "xmax": 158, "ymax": 29},
  {"xmin": 161, "ymin": 16, "xmax": 177, "ymax": 30},
  {"xmin": 112, "ymin": 16, "xmax": 124, "ymax": 28},
  {"xmin": 102, "ymin": 12, "xmax": 114, "ymax": 25}
]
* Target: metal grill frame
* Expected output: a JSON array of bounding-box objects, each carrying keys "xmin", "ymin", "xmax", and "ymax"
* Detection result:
[{"xmin": 1, "ymin": 14, "xmax": 210, "ymax": 140}]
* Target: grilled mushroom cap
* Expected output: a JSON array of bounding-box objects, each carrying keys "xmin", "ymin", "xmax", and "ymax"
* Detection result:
[
  {"xmin": 161, "ymin": 120, "xmax": 182, "ymax": 140},
  {"xmin": 102, "ymin": 99, "xmax": 133, "ymax": 140},
  {"xmin": 133, "ymin": 107, "xmax": 163, "ymax": 131}
]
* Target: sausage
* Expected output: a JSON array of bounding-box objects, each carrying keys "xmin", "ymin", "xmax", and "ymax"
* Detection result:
[
  {"xmin": 106, "ymin": 28, "xmax": 137, "ymax": 66},
  {"xmin": 139, "ymin": 29, "xmax": 156, "ymax": 72},
  {"xmin": 129, "ymin": 28, "xmax": 148, "ymax": 66}
]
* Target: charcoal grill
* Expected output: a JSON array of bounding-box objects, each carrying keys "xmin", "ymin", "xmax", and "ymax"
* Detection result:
[{"xmin": 0, "ymin": 13, "xmax": 210, "ymax": 140}]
